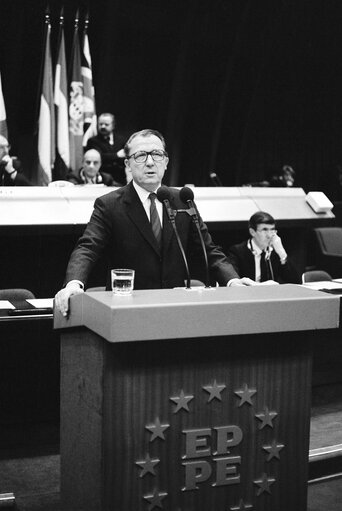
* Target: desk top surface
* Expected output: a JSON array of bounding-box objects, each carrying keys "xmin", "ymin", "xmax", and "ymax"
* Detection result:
[
  {"xmin": 0, "ymin": 186, "xmax": 334, "ymax": 226},
  {"xmin": 54, "ymin": 284, "xmax": 341, "ymax": 343}
]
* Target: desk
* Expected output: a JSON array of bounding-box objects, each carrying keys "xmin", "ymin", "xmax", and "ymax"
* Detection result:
[
  {"xmin": 0, "ymin": 187, "xmax": 335, "ymax": 297},
  {"xmin": 55, "ymin": 285, "xmax": 340, "ymax": 511}
]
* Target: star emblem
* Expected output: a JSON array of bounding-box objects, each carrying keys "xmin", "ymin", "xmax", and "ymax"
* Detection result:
[
  {"xmin": 230, "ymin": 499, "xmax": 253, "ymax": 510},
  {"xmin": 170, "ymin": 390, "xmax": 194, "ymax": 413},
  {"xmin": 143, "ymin": 489, "xmax": 167, "ymax": 510},
  {"xmin": 255, "ymin": 407, "xmax": 277, "ymax": 429},
  {"xmin": 136, "ymin": 453, "xmax": 160, "ymax": 477},
  {"xmin": 262, "ymin": 439, "xmax": 285, "ymax": 461},
  {"xmin": 253, "ymin": 472, "xmax": 276, "ymax": 496},
  {"xmin": 203, "ymin": 380, "xmax": 226, "ymax": 402},
  {"xmin": 145, "ymin": 417, "xmax": 170, "ymax": 441},
  {"xmin": 234, "ymin": 383, "xmax": 257, "ymax": 406}
]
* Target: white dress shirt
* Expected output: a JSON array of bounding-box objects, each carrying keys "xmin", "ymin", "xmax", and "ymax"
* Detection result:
[{"xmin": 132, "ymin": 181, "xmax": 163, "ymax": 226}]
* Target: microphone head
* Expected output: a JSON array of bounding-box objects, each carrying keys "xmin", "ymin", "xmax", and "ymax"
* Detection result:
[
  {"xmin": 179, "ymin": 186, "xmax": 194, "ymax": 203},
  {"xmin": 156, "ymin": 185, "xmax": 171, "ymax": 203}
]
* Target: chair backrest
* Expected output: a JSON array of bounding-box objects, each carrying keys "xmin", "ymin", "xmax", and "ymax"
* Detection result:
[
  {"xmin": 0, "ymin": 288, "xmax": 35, "ymax": 300},
  {"xmin": 302, "ymin": 270, "xmax": 332, "ymax": 284},
  {"xmin": 314, "ymin": 228, "xmax": 342, "ymax": 255}
]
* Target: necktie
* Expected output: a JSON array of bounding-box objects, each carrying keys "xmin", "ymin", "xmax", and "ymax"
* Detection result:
[
  {"xmin": 149, "ymin": 193, "xmax": 162, "ymax": 248},
  {"xmin": 260, "ymin": 251, "xmax": 271, "ymax": 282}
]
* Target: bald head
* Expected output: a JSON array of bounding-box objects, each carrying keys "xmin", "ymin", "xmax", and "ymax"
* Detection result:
[{"xmin": 82, "ymin": 149, "xmax": 102, "ymax": 179}]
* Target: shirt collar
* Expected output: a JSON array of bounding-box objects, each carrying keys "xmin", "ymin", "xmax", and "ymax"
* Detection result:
[
  {"xmin": 132, "ymin": 181, "xmax": 160, "ymax": 204},
  {"xmin": 251, "ymin": 238, "xmax": 263, "ymax": 256}
]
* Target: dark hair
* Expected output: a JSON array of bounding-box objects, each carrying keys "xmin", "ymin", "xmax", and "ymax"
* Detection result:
[
  {"xmin": 249, "ymin": 211, "xmax": 275, "ymax": 230},
  {"xmin": 124, "ymin": 129, "xmax": 166, "ymax": 157}
]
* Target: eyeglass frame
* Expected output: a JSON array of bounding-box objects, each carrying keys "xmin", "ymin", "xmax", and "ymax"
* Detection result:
[
  {"xmin": 256, "ymin": 227, "xmax": 277, "ymax": 234},
  {"xmin": 0, "ymin": 144, "xmax": 11, "ymax": 150},
  {"xmin": 127, "ymin": 150, "xmax": 168, "ymax": 164}
]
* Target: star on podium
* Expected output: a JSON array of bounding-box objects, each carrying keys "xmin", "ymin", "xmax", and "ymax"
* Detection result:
[
  {"xmin": 253, "ymin": 472, "xmax": 276, "ymax": 496},
  {"xmin": 143, "ymin": 489, "xmax": 167, "ymax": 510},
  {"xmin": 203, "ymin": 380, "xmax": 226, "ymax": 402},
  {"xmin": 170, "ymin": 390, "xmax": 194, "ymax": 413},
  {"xmin": 263, "ymin": 439, "xmax": 285, "ymax": 461},
  {"xmin": 234, "ymin": 383, "xmax": 257, "ymax": 406},
  {"xmin": 255, "ymin": 407, "xmax": 277, "ymax": 429},
  {"xmin": 136, "ymin": 454, "xmax": 160, "ymax": 477},
  {"xmin": 230, "ymin": 498, "xmax": 253, "ymax": 510},
  {"xmin": 145, "ymin": 417, "xmax": 170, "ymax": 441}
]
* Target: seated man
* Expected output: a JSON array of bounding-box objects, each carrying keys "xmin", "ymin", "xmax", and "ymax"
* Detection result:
[
  {"xmin": 66, "ymin": 149, "xmax": 118, "ymax": 186},
  {"xmin": 228, "ymin": 211, "xmax": 300, "ymax": 284},
  {"xmin": 85, "ymin": 112, "xmax": 126, "ymax": 185},
  {"xmin": 0, "ymin": 135, "xmax": 31, "ymax": 186}
]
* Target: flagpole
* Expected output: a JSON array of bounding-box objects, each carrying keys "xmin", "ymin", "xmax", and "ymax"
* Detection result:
[
  {"xmin": 37, "ymin": 7, "xmax": 55, "ymax": 184},
  {"xmin": 54, "ymin": 7, "xmax": 70, "ymax": 178},
  {"xmin": 82, "ymin": 10, "xmax": 97, "ymax": 147},
  {"xmin": 69, "ymin": 9, "xmax": 84, "ymax": 172},
  {"xmin": 34, "ymin": 7, "xmax": 50, "ymax": 136}
]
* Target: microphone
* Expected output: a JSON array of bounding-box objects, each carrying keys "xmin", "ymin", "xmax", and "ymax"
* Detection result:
[
  {"xmin": 209, "ymin": 171, "xmax": 223, "ymax": 187},
  {"xmin": 156, "ymin": 186, "xmax": 192, "ymax": 289},
  {"xmin": 179, "ymin": 187, "xmax": 210, "ymax": 288},
  {"xmin": 265, "ymin": 245, "xmax": 273, "ymax": 260}
]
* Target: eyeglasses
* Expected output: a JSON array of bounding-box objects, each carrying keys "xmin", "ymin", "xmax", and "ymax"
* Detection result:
[
  {"xmin": 256, "ymin": 227, "xmax": 277, "ymax": 234},
  {"xmin": 128, "ymin": 150, "xmax": 167, "ymax": 164},
  {"xmin": 0, "ymin": 144, "xmax": 10, "ymax": 150}
]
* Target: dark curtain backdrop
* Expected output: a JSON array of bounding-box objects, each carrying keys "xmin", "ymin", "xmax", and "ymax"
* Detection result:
[{"xmin": 0, "ymin": 0, "xmax": 342, "ymax": 196}]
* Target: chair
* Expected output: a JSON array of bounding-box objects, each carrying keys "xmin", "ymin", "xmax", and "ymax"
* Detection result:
[
  {"xmin": 301, "ymin": 270, "xmax": 332, "ymax": 284},
  {"xmin": 314, "ymin": 227, "xmax": 342, "ymax": 278},
  {"xmin": 0, "ymin": 288, "xmax": 35, "ymax": 300}
]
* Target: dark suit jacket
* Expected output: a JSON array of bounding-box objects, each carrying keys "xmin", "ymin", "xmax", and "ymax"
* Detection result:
[
  {"xmin": 66, "ymin": 169, "xmax": 116, "ymax": 186},
  {"xmin": 85, "ymin": 134, "xmax": 126, "ymax": 184},
  {"xmin": 0, "ymin": 158, "xmax": 31, "ymax": 186},
  {"xmin": 65, "ymin": 183, "xmax": 239, "ymax": 290},
  {"xmin": 228, "ymin": 240, "xmax": 300, "ymax": 284}
]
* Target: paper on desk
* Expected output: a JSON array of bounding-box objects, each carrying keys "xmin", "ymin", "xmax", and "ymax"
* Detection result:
[
  {"xmin": 302, "ymin": 281, "xmax": 342, "ymax": 290},
  {"xmin": 0, "ymin": 300, "xmax": 15, "ymax": 309},
  {"xmin": 26, "ymin": 298, "xmax": 54, "ymax": 308}
]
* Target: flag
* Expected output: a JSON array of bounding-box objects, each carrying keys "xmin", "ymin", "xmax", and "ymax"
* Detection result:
[
  {"xmin": 69, "ymin": 16, "xmax": 84, "ymax": 172},
  {"xmin": 82, "ymin": 19, "xmax": 97, "ymax": 147},
  {"xmin": 0, "ymin": 70, "xmax": 8, "ymax": 138},
  {"xmin": 54, "ymin": 13, "xmax": 70, "ymax": 178},
  {"xmin": 37, "ymin": 17, "xmax": 55, "ymax": 185}
]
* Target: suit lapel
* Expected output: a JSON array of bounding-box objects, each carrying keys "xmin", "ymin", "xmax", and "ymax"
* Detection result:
[
  {"xmin": 123, "ymin": 183, "xmax": 161, "ymax": 254},
  {"xmin": 161, "ymin": 194, "xmax": 177, "ymax": 253}
]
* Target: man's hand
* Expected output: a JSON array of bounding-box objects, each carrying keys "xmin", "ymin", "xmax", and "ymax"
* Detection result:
[
  {"xmin": 270, "ymin": 234, "xmax": 287, "ymax": 260},
  {"xmin": 228, "ymin": 277, "xmax": 256, "ymax": 286},
  {"xmin": 54, "ymin": 283, "xmax": 84, "ymax": 317},
  {"xmin": 1, "ymin": 155, "xmax": 17, "ymax": 179}
]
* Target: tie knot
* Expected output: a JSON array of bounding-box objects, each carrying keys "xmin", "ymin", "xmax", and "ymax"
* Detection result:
[{"xmin": 149, "ymin": 192, "xmax": 157, "ymax": 202}]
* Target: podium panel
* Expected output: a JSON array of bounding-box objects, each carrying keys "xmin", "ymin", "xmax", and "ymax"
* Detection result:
[{"xmin": 56, "ymin": 286, "xmax": 340, "ymax": 511}]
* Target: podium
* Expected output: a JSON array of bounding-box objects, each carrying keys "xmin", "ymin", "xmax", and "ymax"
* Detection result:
[{"xmin": 54, "ymin": 285, "xmax": 340, "ymax": 511}]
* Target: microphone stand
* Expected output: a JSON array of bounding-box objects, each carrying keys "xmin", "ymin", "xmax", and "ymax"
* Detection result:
[
  {"xmin": 162, "ymin": 199, "xmax": 192, "ymax": 289},
  {"xmin": 186, "ymin": 200, "xmax": 211, "ymax": 288}
]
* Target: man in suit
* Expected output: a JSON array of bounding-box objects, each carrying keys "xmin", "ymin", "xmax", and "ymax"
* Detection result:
[
  {"xmin": 0, "ymin": 135, "xmax": 31, "ymax": 186},
  {"xmin": 228, "ymin": 211, "xmax": 299, "ymax": 284},
  {"xmin": 66, "ymin": 149, "xmax": 117, "ymax": 186},
  {"xmin": 85, "ymin": 113, "xmax": 126, "ymax": 185},
  {"xmin": 55, "ymin": 129, "xmax": 255, "ymax": 316}
]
